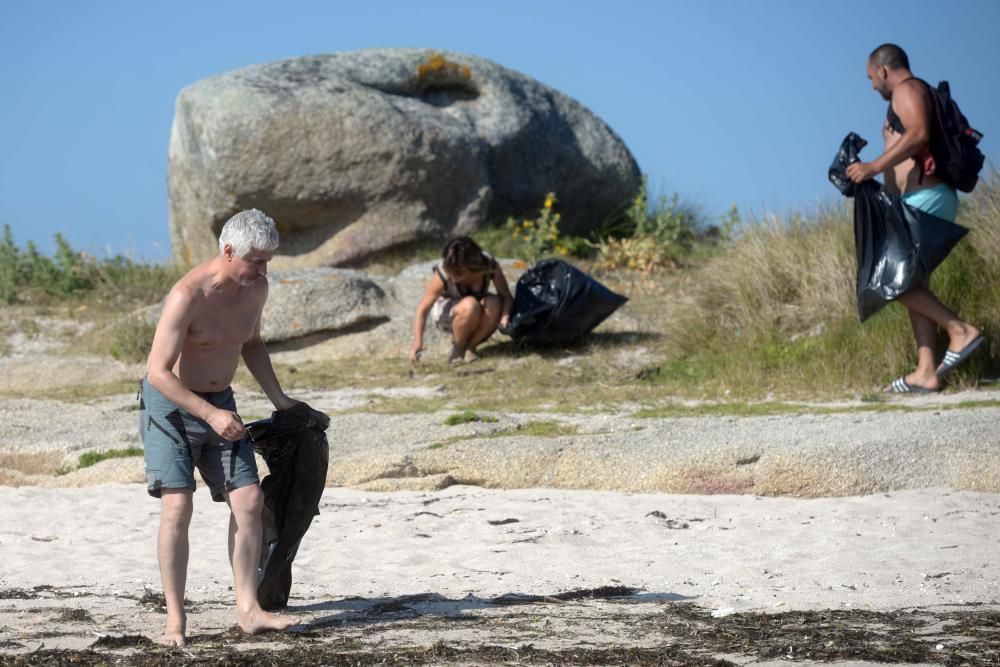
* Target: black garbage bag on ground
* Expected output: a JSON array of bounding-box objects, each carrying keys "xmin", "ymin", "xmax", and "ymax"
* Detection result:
[
  {"xmin": 501, "ymin": 259, "xmax": 628, "ymax": 343},
  {"xmin": 828, "ymin": 132, "xmax": 968, "ymax": 322},
  {"xmin": 247, "ymin": 402, "xmax": 330, "ymax": 610}
]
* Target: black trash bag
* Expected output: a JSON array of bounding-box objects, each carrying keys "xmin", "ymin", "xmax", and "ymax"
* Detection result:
[
  {"xmin": 828, "ymin": 132, "xmax": 968, "ymax": 322},
  {"xmin": 501, "ymin": 259, "xmax": 628, "ymax": 343},
  {"xmin": 828, "ymin": 132, "xmax": 868, "ymax": 197},
  {"xmin": 246, "ymin": 402, "xmax": 330, "ymax": 610}
]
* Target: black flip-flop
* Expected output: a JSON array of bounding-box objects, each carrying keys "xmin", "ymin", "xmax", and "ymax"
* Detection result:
[
  {"xmin": 936, "ymin": 335, "xmax": 985, "ymax": 377},
  {"xmin": 885, "ymin": 377, "xmax": 940, "ymax": 394}
]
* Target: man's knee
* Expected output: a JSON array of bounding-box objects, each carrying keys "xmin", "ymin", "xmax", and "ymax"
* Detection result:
[
  {"xmin": 160, "ymin": 489, "xmax": 193, "ymax": 526},
  {"xmin": 228, "ymin": 483, "xmax": 263, "ymax": 515}
]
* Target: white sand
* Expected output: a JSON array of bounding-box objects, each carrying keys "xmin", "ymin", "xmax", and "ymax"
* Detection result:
[
  {"xmin": 3, "ymin": 484, "xmax": 998, "ymax": 609},
  {"xmin": 2, "ymin": 484, "xmax": 998, "ymax": 661}
]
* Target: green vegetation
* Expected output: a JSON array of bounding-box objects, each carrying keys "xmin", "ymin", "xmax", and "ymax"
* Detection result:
[
  {"xmin": 503, "ymin": 193, "xmax": 577, "ymax": 262},
  {"xmin": 427, "ymin": 419, "xmax": 580, "ymax": 450},
  {"xmin": 473, "ymin": 179, "xmax": 721, "ymax": 269},
  {"xmin": 108, "ymin": 313, "xmax": 158, "ymax": 363},
  {"xmin": 444, "ymin": 411, "xmax": 499, "ymax": 426},
  {"xmin": 57, "ymin": 447, "xmax": 144, "ymax": 475},
  {"xmin": 499, "ymin": 420, "xmax": 579, "ymax": 437},
  {"xmin": 0, "ymin": 225, "xmax": 180, "ymax": 363},
  {"xmin": 0, "ymin": 224, "xmax": 180, "ymax": 306},
  {"xmin": 78, "ymin": 447, "xmax": 144, "ymax": 469},
  {"xmin": 591, "ymin": 178, "xmax": 721, "ymax": 272}
]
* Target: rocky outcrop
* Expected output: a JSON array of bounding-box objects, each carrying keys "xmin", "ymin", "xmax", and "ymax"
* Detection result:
[
  {"xmin": 262, "ymin": 268, "xmax": 389, "ymax": 342},
  {"xmin": 168, "ymin": 49, "xmax": 640, "ymax": 268}
]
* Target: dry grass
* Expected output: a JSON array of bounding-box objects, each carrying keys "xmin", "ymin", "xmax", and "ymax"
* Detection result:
[
  {"xmin": 641, "ymin": 172, "xmax": 1000, "ymax": 397},
  {"xmin": 0, "ymin": 452, "xmax": 64, "ymax": 477},
  {"xmin": 676, "ymin": 206, "xmax": 856, "ymax": 342}
]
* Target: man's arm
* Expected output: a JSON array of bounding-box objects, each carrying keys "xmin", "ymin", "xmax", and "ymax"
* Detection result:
[
  {"xmin": 147, "ymin": 287, "xmax": 247, "ymax": 440},
  {"xmin": 847, "ymin": 81, "xmax": 931, "ymax": 183},
  {"xmin": 240, "ymin": 287, "xmax": 297, "ymax": 411}
]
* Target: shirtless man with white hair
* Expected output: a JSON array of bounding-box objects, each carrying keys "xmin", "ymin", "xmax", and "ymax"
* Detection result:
[{"xmin": 139, "ymin": 209, "xmax": 300, "ymax": 645}]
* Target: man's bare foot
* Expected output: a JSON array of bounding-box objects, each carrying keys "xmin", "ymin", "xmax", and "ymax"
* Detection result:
[
  {"xmin": 238, "ymin": 608, "xmax": 301, "ymax": 635},
  {"xmin": 155, "ymin": 615, "xmax": 186, "ymax": 647},
  {"xmin": 155, "ymin": 630, "xmax": 186, "ymax": 647},
  {"xmin": 465, "ymin": 348, "xmax": 480, "ymax": 363},
  {"xmin": 155, "ymin": 619, "xmax": 186, "ymax": 647}
]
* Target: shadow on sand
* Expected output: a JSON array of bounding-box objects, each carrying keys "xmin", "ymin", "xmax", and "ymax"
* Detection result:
[{"xmin": 291, "ymin": 586, "xmax": 694, "ymax": 629}]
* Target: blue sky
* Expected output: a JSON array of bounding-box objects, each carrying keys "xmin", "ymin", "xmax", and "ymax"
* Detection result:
[{"xmin": 2, "ymin": 0, "xmax": 998, "ymax": 260}]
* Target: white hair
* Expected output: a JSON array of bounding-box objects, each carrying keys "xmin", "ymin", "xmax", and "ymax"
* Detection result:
[{"xmin": 218, "ymin": 209, "xmax": 279, "ymax": 257}]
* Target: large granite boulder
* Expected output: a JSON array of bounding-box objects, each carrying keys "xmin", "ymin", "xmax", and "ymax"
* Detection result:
[
  {"xmin": 128, "ymin": 268, "xmax": 392, "ymax": 345},
  {"xmin": 261, "ymin": 268, "xmax": 390, "ymax": 342},
  {"xmin": 168, "ymin": 48, "xmax": 641, "ymax": 268}
]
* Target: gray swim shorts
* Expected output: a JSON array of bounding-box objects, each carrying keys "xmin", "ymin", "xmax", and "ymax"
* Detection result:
[{"xmin": 138, "ymin": 377, "xmax": 259, "ymax": 502}]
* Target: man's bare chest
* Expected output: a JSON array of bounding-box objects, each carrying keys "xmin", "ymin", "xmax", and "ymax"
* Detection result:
[{"xmin": 185, "ymin": 297, "xmax": 261, "ymax": 348}]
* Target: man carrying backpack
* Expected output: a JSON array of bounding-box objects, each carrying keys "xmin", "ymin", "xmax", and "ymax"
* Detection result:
[{"xmin": 847, "ymin": 43, "xmax": 983, "ymax": 393}]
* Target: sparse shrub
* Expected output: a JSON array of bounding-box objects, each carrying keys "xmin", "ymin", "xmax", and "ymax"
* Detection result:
[
  {"xmin": 477, "ymin": 184, "xmax": 708, "ymax": 270},
  {"xmin": 504, "ymin": 193, "xmax": 579, "ymax": 263},
  {"xmin": 109, "ymin": 313, "xmax": 158, "ymax": 363},
  {"xmin": 0, "ymin": 225, "xmax": 19, "ymax": 303},
  {"xmin": 592, "ymin": 178, "xmax": 706, "ymax": 271},
  {"xmin": 0, "ymin": 225, "xmax": 179, "ymax": 305},
  {"xmin": 607, "ymin": 178, "xmax": 700, "ymax": 246},
  {"xmin": 592, "ymin": 235, "xmax": 673, "ymax": 274},
  {"xmin": 717, "ymin": 204, "xmax": 742, "ymax": 244},
  {"xmin": 1, "ymin": 226, "xmax": 91, "ymax": 302}
]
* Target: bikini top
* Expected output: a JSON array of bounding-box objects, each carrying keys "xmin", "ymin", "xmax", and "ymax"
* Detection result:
[{"xmin": 433, "ymin": 254, "xmax": 497, "ymax": 300}]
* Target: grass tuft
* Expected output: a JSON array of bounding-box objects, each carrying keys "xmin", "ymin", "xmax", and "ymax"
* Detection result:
[
  {"xmin": 499, "ymin": 420, "xmax": 579, "ymax": 437},
  {"xmin": 56, "ymin": 447, "xmax": 144, "ymax": 475},
  {"xmin": 444, "ymin": 411, "xmax": 498, "ymax": 426},
  {"xmin": 77, "ymin": 447, "xmax": 144, "ymax": 469}
]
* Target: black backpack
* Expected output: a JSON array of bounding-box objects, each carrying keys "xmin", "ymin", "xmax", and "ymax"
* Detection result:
[{"xmin": 924, "ymin": 80, "xmax": 985, "ymax": 193}]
